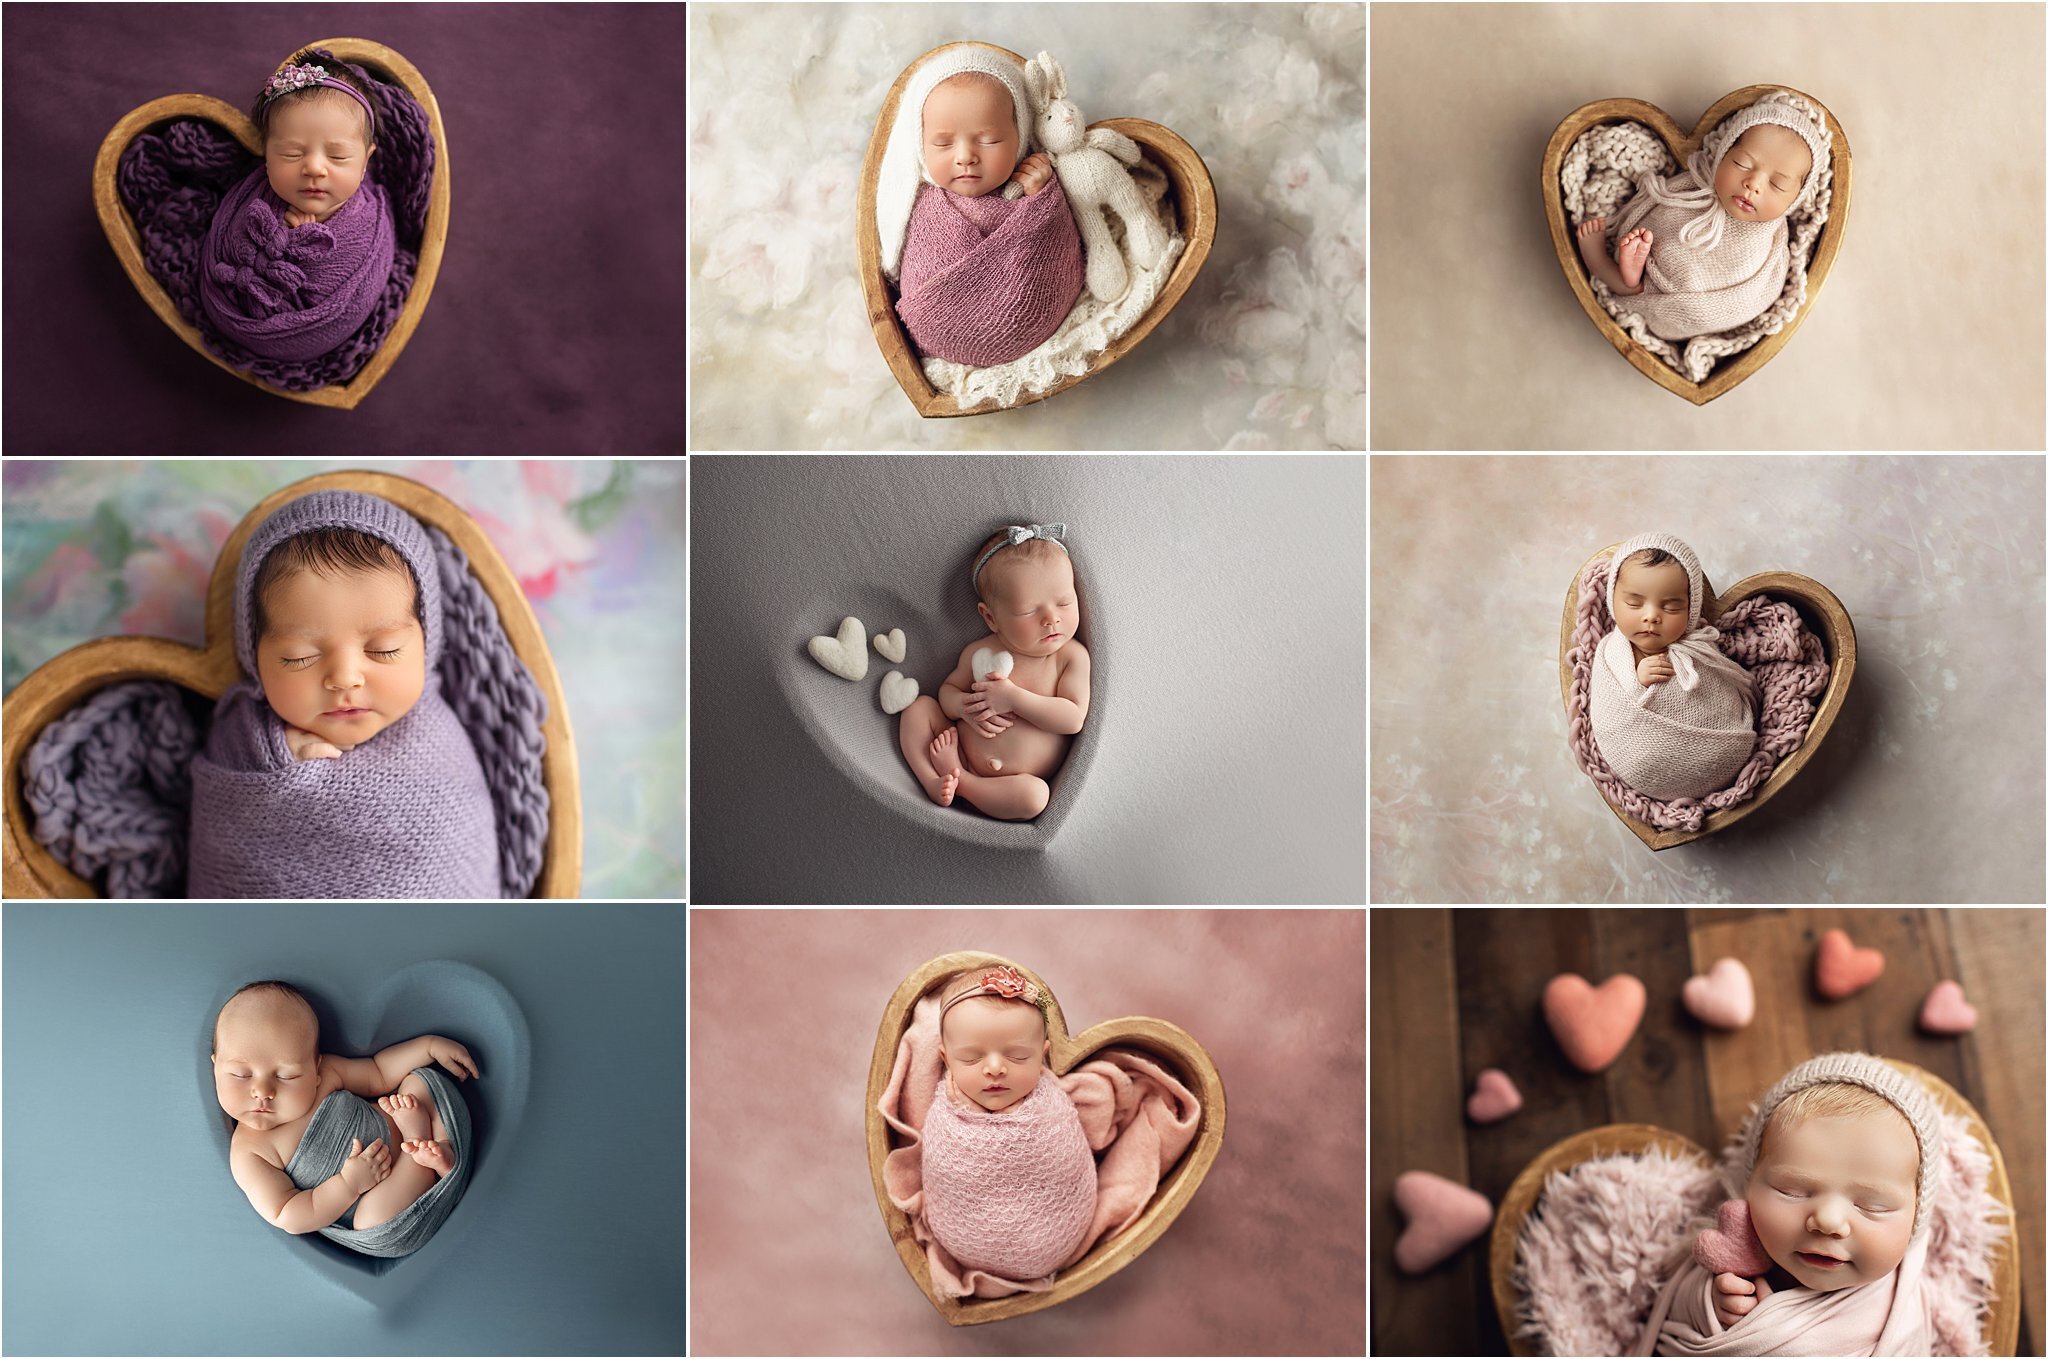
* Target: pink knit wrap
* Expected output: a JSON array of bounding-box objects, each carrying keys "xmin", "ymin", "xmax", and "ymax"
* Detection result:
[
  {"xmin": 1566, "ymin": 556, "xmax": 1829, "ymax": 832},
  {"xmin": 920, "ymin": 1069, "xmax": 1098, "ymax": 1281},
  {"xmin": 894, "ymin": 180, "xmax": 1085, "ymax": 367}
]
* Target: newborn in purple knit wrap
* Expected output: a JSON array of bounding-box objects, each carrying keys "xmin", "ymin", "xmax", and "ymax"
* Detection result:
[{"xmin": 186, "ymin": 491, "xmax": 500, "ymax": 899}]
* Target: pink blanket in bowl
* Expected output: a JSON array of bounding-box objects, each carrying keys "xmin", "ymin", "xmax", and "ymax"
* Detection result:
[
  {"xmin": 878, "ymin": 989, "xmax": 1199, "ymax": 1300},
  {"xmin": 894, "ymin": 180, "xmax": 1085, "ymax": 367}
]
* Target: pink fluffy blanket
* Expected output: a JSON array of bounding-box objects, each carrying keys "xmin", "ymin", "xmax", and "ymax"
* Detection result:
[
  {"xmin": 877, "ymin": 989, "xmax": 1199, "ymax": 1300},
  {"xmin": 1566, "ymin": 555, "xmax": 1829, "ymax": 832},
  {"xmin": 894, "ymin": 180, "xmax": 1085, "ymax": 367}
]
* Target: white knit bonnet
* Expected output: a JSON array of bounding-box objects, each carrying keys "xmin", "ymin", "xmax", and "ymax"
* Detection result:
[
  {"xmin": 1737, "ymin": 1051, "xmax": 1945, "ymax": 1239},
  {"xmin": 1606, "ymin": 532, "xmax": 1706, "ymax": 631},
  {"xmin": 875, "ymin": 44, "xmax": 1033, "ymax": 282},
  {"xmin": 1634, "ymin": 89, "xmax": 1833, "ymax": 253}
]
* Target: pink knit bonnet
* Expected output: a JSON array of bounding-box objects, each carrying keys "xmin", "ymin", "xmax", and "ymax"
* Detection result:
[{"xmin": 1605, "ymin": 532, "xmax": 1705, "ymax": 632}]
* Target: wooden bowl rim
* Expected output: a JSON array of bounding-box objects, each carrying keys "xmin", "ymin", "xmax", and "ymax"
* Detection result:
[
  {"xmin": 1488, "ymin": 1060, "xmax": 2020, "ymax": 1357},
  {"xmin": 1558, "ymin": 542, "xmax": 1858, "ymax": 851},
  {"xmin": 854, "ymin": 41, "xmax": 1218, "ymax": 418},
  {"xmin": 0, "ymin": 469, "xmax": 581, "ymax": 899},
  {"xmin": 91, "ymin": 37, "xmax": 451, "ymax": 410},
  {"xmin": 863, "ymin": 950, "xmax": 1227, "ymax": 1325},
  {"xmin": 1541, "ymin": 84, "xmax": 1853, "ymax": 406}
]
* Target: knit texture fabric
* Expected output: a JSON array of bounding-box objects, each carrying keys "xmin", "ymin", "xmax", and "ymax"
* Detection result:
[
  {"xmin": 282, "ymin": 1066, "xmax": 472, "ymax": 1258},
  {"xmin": 1607, "ymin": 532, "xmax": 1707, "ymax": 631},
  {"xmin": 919, "ymin": 1068, "xmax": 1099, "ymax": 1281},
  {"xmin": 116, "ymin": 50, "xmax": 433, "ymax": 391},
  {"xmin": 875, "ymin": 43, "xmax": 1036, "ymax": 282},
  {"xmin": 896, "ymin": 179, "xmax": 1085, "ymax": 367},
  {"xmin": 1566, "ymin": 556, "xmax": 1829, "ymax": 832}
]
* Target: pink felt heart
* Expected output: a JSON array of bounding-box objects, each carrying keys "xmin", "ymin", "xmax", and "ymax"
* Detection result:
[
  {"xmin": 1542, "ymin": 972, "xmax": 1646, "ymax": 1073},
  {"xmin": 1919, "ymin": 979, "xmax": 1978, "ymax": 1034},
  {"xmin": 1466, "ymin": 1068, "xmax": 1523, "ymax": 1124},
  {"xmin": 1694, "ymin": 1199, "xmax": 1773, "ymax": 1276},
  {"xmin": 1814, "ymin": 927, "xmax": 1884, "ymax": 999},
  {"xmin": 1392, "ymin": 1170, "xmax": 1493, "ymax": 1274},
  {"xmin": 1682, "ymin": 957, "xmax": 1756, "ymax": 1030}
]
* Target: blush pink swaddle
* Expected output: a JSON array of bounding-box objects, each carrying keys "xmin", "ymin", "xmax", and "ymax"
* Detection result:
[{"xmin": 920, "ymin": 1068, "xmax": 1097, "ymax": 1280}]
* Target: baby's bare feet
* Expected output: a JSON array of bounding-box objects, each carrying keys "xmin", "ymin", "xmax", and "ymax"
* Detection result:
[
  {"xmin": 927, "ymin": 728, "xmax": 962, "ymax": 807},
  {"xmin": 1617, "ymin": 227, "xmax": 1654, "ymax": 289},
  {"xmin": 1575, "ymin": 216, "xmax": 1610, "ymax": 274},
  {"xmin": 402, "ymin": 1138, "xmax": 454, "ymax": 1178},
  {"xmin": 379, "ymin": 1092, "xmax": 432, "ymax": 1143}
]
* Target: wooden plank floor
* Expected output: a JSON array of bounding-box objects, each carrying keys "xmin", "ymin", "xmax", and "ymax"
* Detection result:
[{"xmin": 1372, "ymin": 908, "xmax": 2044, "ymax": 1356}]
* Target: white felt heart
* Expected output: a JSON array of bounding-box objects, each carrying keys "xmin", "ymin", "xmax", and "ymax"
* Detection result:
[
  {"xmin": 879, "ymin": 670, "xmax": 918, "ymax": 714},
  {"xmin": 971, "ymin": 646, "xmax": 1014, "ymax": 681},
  {"xmin": 809, "ymin": 616, "xmax": 869, "ymax": 681},
  {"xmin": 874, "ymin": 628, "xmax": 907, "ymax": 663}
]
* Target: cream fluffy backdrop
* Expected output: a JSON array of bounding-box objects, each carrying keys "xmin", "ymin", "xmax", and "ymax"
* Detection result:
[{"xmin": 688, "ymin": 2, "xmax": 1364, "ymax": 449}]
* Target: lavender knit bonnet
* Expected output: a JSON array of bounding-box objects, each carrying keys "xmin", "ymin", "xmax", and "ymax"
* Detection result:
[
  {"xmin": 234, "ymin": 490, "xmax": 442, "ymax": 679},
  {"xmin": 875, "ymin": 44, "xmax": 1035, "ymax": 282},
  {"xmin": 1634, "ymin": 89, "xmax": 1833, "ymax": 254}
]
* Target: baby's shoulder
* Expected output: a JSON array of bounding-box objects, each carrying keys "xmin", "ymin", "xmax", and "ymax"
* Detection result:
[
  {"xmin": 230, "ymin": 1120, "xmax": 286, "ymax": 1170},
  {"xmin": 1053, "ymin": 639, "xmax": 1090, "ymax": 674}
]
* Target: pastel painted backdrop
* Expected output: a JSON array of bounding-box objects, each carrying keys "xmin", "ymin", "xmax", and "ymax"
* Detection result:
[
  {"xmin": 1370, "ymin": 455, "xmax": 2047, "ymax": 904},
  {"xmin": 1, "ymin": 459, "xmax": 685, "ymax": 899},
  {"xmin": 688, "ymin": 2, "xmax": 1364, "ymax": 449}
]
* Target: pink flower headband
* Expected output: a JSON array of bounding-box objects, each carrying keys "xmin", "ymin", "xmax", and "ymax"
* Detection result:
[
  {"xmin": 261, "ymin": 61, "xmax": 376, "ymax": 140},
  {"xmin": 940, "ymin": 966, "xmax": 1053, "ymax": 1026}
]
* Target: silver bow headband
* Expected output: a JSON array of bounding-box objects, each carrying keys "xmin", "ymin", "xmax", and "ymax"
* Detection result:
[{"xmin": 972, "ymin": 523, "xmax": 1069, "ymax": 591}]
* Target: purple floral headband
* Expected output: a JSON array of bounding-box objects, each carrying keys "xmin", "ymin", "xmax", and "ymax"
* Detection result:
[{"xmin": 261, "ymin": 62, "xmax": 376, "ymax": 140}]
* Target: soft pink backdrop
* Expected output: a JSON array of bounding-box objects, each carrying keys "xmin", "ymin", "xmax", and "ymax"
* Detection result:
[{"xmin": 688, "ymin": 909, "xmax": 1367, "ymax": 1356}]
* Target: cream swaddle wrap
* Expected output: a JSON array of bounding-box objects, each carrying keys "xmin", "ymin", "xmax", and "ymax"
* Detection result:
[{"xmin": 1590, "ymin": 534, "xmax": 1758, "ymax": 801}]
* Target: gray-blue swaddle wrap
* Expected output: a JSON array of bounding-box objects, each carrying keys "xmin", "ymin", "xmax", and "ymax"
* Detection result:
[{"xmin": 284, "ymin": 1066, "xmax": 472, "ymax": 1257}]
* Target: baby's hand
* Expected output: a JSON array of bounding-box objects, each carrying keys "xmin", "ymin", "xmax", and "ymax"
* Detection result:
[
  {"xmin": 429, "ymin": 1036, "xmax": 480, "ymax": 1081},
  {"xmin": 1712, "ymin": 1271, "xmax": 1770, "ymax": 1328},
  {"xmin": 1637, "ymin": 654, "xmax": 1676, "ymax": 686},
  {"xmin": 339, "ymin": 1136, "xmax": 393, "ymax": 1194},
  {"xmin": 283, "ymin": 206, "xmax": 317, "ymax": 229},
  {"xmin": 966, "ymin": 674, "xmax": 1019, "ymax": 717},
  {"xmin": 1011, "ymin": 153, "xmax": 1054, "ymax": 196},
  {"xmin": 972, "ymin": 712, "xmax": 1016, "ymax": 739},
  {"xmin": 283, "ymin": 723, "xmax": 351, "ymax": 761}
]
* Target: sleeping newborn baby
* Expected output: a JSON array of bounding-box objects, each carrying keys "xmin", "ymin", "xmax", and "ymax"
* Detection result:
[
  {"xmin": 186, "ymin": 490, "xmax": 502, "ymax": 897},
  {"xmin": 1636, "ymin": 1051, "xmax": 1941, "ymax": 1354},
  {"xmin": 1575, "ymin": 90, "xmax": 1828, "ymax": 340},
  {"xmin": 1589, "ymin": 533, "xmax": 1756, "ymax": 801},
  {"xmin": 213, "ymin": 980, "xmax": 476, "ymax": 1257},
  {"xmin": 897, "ymin": 523, "xmax": 1092, "ymax": 821},
  {"xmin": 921, "ymin": 967, "xmax": 1096, "ymax": 1282}
]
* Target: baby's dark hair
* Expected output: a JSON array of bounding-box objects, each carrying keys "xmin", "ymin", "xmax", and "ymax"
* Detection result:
[
  {"xmin": 1621, "ymin": 547, "xmax": 1678, "ymax": 572},
  {"xmin": 251, "ymin": 528, "xmax": 422, "ymax": 643},
  {"xmin": 212, "ymin": 979, "xmax": 318, "ymax": 1055},
  {"xmin": 252, "ymin": 48, "xmax": 378, "ymax": 149}
]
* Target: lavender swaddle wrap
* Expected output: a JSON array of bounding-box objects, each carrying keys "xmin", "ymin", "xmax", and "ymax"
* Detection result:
[{"xmin": 284, "ymin": 1066, "xmax": 472, "ymax": 1257}]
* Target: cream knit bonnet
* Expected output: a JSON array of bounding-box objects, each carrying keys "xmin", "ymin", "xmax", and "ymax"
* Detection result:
[
  {"xmin": 1738, "ymin": 1051, "xmax": 1945, "ymax": 1240},
  {"xmin": 1606, "ymin": 531, "xmax": 1705, "ymax": 631},
  {"xmin": 1631, "ymin": 89, "xmax": 1833, "ymax": 254},
  {"xmin": 874, "ymin": 44, "xmax": 1034, "ymax": 282}
]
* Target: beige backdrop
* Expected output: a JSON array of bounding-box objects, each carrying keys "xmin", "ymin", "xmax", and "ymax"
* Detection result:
[{"xmin": 1369, "ymin": 4, "xmax": 2046, "ymax": 448}]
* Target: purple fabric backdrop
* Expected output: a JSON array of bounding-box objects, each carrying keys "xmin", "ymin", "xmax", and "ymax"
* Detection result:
[{"xmin": 2, "ymin": 3, "xmax": 682, "ymax": 453}]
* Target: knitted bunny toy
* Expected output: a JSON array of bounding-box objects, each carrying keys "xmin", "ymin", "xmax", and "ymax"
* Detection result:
[{"xmin": 1023, "ymin": 51, "xmax": 1167, "ymax": 302}]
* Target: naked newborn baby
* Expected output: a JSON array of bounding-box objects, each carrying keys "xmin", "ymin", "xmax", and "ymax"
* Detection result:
[
  {"xmin": 1636, "ymin": 1052, "xmax": 1942, "ymax": 1354},
  {"xmin": 186, "ymin": 490, "xmax": 501, "ymax": 897},
  {"xmin": 1575, "ymin": 90, "xmax": 1828, "ymax": 340},
  {"xmin": 897, "ymin": 523, "xmax": 1092, "ymax": 821},
  {"xmin": 213, "ymin": 980, "xmax": 476, "ymax": 1257},
  {"xmin": 1589, "ymin": 533, "xmax": 1756, "ymax": 801},
  {"xmin": 921, "ymin": 967, "xmax": 1096, "ymax": 1282}
]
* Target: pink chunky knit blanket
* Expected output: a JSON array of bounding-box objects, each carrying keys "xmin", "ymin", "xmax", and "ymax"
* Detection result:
[
  {"xmin": 1566, "ymin": 556, "xmax": 1828, "ymax": 833},
  {"xmin": 878, "ymin": 989, "xmax": 1200, "ymax": 1300},
  {"xmin": 895, "ymin": 180, "xmax": 1085, "ymax": 367}
]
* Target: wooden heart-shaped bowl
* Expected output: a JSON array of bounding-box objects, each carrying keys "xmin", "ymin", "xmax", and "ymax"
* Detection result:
[
  {"xmin": 865, "ymin": 951, "xmax": 1226, "ymax": 1325},
  {"xmin": 92, "ymin": 38, "xmax": 451, "ymax": 409},
  {"xmin": 1488, "ymin": 1062, "xmax": 2019, "ymax": 1356},
  {"xmin": 1542, "ymin": 85, "xmax": 1852, "ymax": 405},
  {"xmin": 856, "ymin": 42, "xmax": 1217, "ymax": 418},
  {"xmin": 0, "ymin": 470, "xmax": 581, "ymax": 898},
  {"xmin": 1557, "ymin": 543, "xmax": 1856, "ymax": 850}
]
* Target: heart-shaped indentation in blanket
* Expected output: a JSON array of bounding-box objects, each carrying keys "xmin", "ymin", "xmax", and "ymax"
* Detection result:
[
  {"xmin": 195, "ymin": 960, "xmax": 531, "ymax": 1302},
  {"xmin": 865, "ymin": 952, "xmax": 1225, "ymax": 1325},
  {"xmin": 1542, "ymin": 86, "xmax": 1852, "ymax": 405},
  {"xmin": 0, "ymin": 469, "xmax": 580, "ymax": 899},
  {"xmin": 90, "ymin": 38, "xmax": 450, "ymax": 409},
  {"xmin": 1557, "ymin": 543, "xmax": 1857, "ymax": 852},
  {"xmin": 856, "ymin": 41, "xmax": 1217, "ymax": 418}
]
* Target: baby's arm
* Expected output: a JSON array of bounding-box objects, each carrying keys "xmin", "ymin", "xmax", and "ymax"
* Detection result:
[
  {"xmin": 938, "ymin": 648, "xmax": 1013, "ymax": 737},
  {"xmin": 324, "ymin": 1035, "xmax": 479, "ymax": 1099},
  {"xmin": 232, "ymin": 1137, "xmax": 389, "ymax": 1234},
  {"xmin": 969, "ymin": 643, "xmax": 1091, "ymax": 735}
]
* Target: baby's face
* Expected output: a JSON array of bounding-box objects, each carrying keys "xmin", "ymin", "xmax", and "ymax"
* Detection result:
[
  {"xmin": 940, "ymin": 997, "xmax": 1050, "ymax": 1112},
  {"xmin": 255, "ymin": 563, "xmax": 425, "ymax": 750},
  {"xmin": 921, "ymin": 75, "xmax": 1019, "ymax": 198},
  {"xmin": 213, "ymin": 997, "xmax": 319, "ymax": 1129},
  {"xmin": 1713, "ymin": 125, "xmax": 1812, "ymax": 224},
  {"xmin": 1613, "ymin": 557, "xmax": 1690, "ymax": 655},
  {"xmin": 976, "ymin": 553, "xmax": 1078, "ymax": 660},
  {"xmin": 1746, "ymin": 1110, "xmax": 1918, "ymax": 1292},
  {"xmin": 264, "ymin": 94, "xmax": 374, "ymax": 223}
]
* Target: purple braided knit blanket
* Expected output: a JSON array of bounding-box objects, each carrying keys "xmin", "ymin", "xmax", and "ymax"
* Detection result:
[
  {"xmin": 895, "ymin": 180, "xmax": 1085, "ymax": 366},
  {"xmin": 116, "ymin": 51, "xmax": 434, "ymax": 391},
  {"xmin": 1566, "ymin": 556, "xmax": 1829, "ymax": 832}
]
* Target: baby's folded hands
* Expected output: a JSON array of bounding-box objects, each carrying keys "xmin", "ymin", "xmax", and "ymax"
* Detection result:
[
  {"xmin": 1011, "ymin": 152, "xmax": 1054, "ymax": 196},
  {"xmin": 283, "ymin": 723, "xmax": 354, "ymax": 761},
  {"xmin": 1712, "ymin": 1270, "xmax": 1771, "ymax": 1328},
  {"xmin": 1637, "ymin": 654, "xmax": 1676, "ymax": 686}
]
